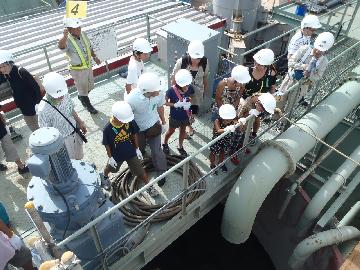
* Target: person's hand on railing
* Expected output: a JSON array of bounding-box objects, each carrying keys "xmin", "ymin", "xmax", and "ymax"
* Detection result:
[
  {"xmin": 136, "ymin": 148, "xmax": 143, "ymax": 160},
  {"xmin": 224, "ymin": 125, "xmax": 236, "ymax": 133},
  {"xmin": 108, "ymin": 157, "xmax": 117, "ymax": 169},
  {"xmin": 238, "ymin": 117, "xmax": 247, "ymax": 126}
]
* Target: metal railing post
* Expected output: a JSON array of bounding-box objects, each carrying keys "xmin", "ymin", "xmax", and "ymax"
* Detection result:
[
  {"xmin": 325, "ymin": 12, "xmax": 334, "ymax": 31},
  {"xmin": 90, "ymin": 226, "xmax": 109, "ymax": 270},
  {"xmin": 146, "ymin": 15, "xmax": 151, "ymax": 43},
  {"xmin": 105, "ymin": 60, "xmax": 110, "ymax": 79},
  {"xmin": 181, "ymin": 162, "xmax": 189, "ymax": 216},
  {"xmin": 285, "ymin": 81, "xmax": 302, "ymax": 129},
  {"xmin": 345, "ymin": 0, "xmax": 360, "ymax": 36},
  {"xmin": 238, "ymin": 115, "xmax": 255, "ymax": 170},
  {"xmin": 43, "ymin": 47, "xmax": 52, "ymax": 72}
]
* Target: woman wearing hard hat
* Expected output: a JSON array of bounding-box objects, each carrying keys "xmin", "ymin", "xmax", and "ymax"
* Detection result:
[
  {"xmin": 0, "ymin": 50, "xmax": 43, "ymax": 132},
  {"xmin": 244, "ymin": 48, "xmax": 277, "ymax": 99},
  {"xmin": 125, "ymin": 38, "xmax": 152, "ymax": 97},
  {"xmin": 171, "ymin": 40, "xmax": 209, "ymax": 136},
  {"xmin": 211, "ymin": 65, "xmax": 251, "ymax": 121},
  {"xmin": 277, "ymin": 32, "xmax": 335, "ymax": 117},
  {"xmin": 287, "ymin": 15, "xmax": 322, "ymax": 59},
  {"xmin": 162, "ymin": 69, "xmax": 194, "ymax": 157},
  {"xmin": 38, "ymin": 72, "xmax": 87, "ymax": 160}
]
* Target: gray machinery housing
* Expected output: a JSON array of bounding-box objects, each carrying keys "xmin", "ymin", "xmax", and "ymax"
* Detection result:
[
  {"xmin": 158, "ymin": 18, "xmax": 221, "ymax": 115},
  {"xmin": 26, "ymin": 127, "xmax": 125, "ymax": 269}
]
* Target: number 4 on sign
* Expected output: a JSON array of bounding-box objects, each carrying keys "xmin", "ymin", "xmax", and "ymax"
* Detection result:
[{"xmin": 66, "ymin": 1, "xmax": 87, "ymax": 18}]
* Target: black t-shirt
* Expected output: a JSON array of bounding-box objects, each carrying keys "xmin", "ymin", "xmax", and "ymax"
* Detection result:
[
  {"xmin": 0, "ymin": 65, "xmax": 41, "ymax": 116},
  {"xmin": 102, "ymin": 119, "xmax": 140, "ymax": 163},
  {"xmin": 244, "ymin": 67, "xmax": 277, "ymax": 98}
]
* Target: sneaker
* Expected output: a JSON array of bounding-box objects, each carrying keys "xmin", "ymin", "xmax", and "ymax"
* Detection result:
[
  {"xmin": 177, "ymin": 147, "xmax": 188, "ymax": 156},
  {"xmin": 162, "ymin": 143, "xmax": 170, "ymax": 155},
  {"xmin": 18, "ymin": 165, "xmax": 29, "ymax": 175},
  {"xmin": 221, "ymin": 165, "xmax": 228, "ymax": 173},
  {"xmin": 210, "ymin": 165, "xmax": 218, "ymax": 176},
  {"xmin": 230, "ymin": 156, "xmax": 240, "ymax": 165},
  {"xmin": 0, "ymin": 163, "xmax": 8, "ymax": 171},
  {"xmin": 101, "ymin": 175, "xmax": 111, "ymax": 191},
  {"xmin": 158, "ymin": 177, "xmax": 166, "ymax": 187},
  {"xmin": 147, "ymin": 186, "xmax": 159, "ymax": 197}
]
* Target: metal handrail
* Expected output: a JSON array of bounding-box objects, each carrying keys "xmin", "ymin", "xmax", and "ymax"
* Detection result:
[{"xmin": 57, "ymin": 113, "xmax": 254, "ymax": 247}]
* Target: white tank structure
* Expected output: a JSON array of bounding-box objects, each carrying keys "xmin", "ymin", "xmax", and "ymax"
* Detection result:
[{"xmin": 212, "ymin": 0, "xmax": 261, "ymax": 33}]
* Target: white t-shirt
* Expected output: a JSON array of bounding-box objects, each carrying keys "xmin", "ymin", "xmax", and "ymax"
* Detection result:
[
  {"xmin": 126, "ymin": 88, "xmax": 165, "ymax": 131},
  {"xmin": 287, "ymin": 30, "xmax": 311, "ymax": 56},
  {"xmin": 38, "ymin": 94, "xmax": 76, "ymax": 137},
  {"xmin": 126, "ymin": 57, "xmax": 145, "ymax": 87}
]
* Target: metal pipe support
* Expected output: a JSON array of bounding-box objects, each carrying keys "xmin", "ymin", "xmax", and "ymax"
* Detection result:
[
  {"xmin": 338, "ymin": 201, "xmax": 360, "ymax": 227},
  {"xmin": 221, "ymin": 69, "xmax": 360, "ymax": 244},
  {"xmin": 288, "ymin": 226, "xmax": 360, "ymax": 270},
  {"xmin": 296, "ymin": 145, "xmax": 360, "ymax": 236}
]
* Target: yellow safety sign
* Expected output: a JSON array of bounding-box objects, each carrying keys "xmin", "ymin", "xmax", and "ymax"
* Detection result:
[{"xmin": 66, "ymin": 1, "xmax": 87, "ymax": 18}]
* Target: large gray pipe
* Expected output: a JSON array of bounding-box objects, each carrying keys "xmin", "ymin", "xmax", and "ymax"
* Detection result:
[
  {"xmin": 221, "ymin": 74, "xmax": 360, "ymax": 244},
  {"xmin": 296, "ymin": 145, "xmax": 360, "ymax": 236},
  {"xmin": 288, "ymin": 226, "xmax": 360, "ymax": 270}
]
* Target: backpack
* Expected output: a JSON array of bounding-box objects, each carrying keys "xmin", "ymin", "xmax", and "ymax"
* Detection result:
[{"xmin": 180, "ymin": 54, "xmax": 207, "ymax": 72}]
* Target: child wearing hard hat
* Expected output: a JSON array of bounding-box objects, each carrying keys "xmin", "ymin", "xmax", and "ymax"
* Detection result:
[
  {"xmin": 209, "ymin": 104, "xmax": 238, "ymax": 175},
  {"xmin": 162, "ymin": 69, "xmax": 194, "ymax": 156},
  {"xmin": 0, "ymin": 50, "xmax": 43, "ymax": 132},
  {"xmin": 102, "ymin": 101, "xmax": 159, "ymax": 197},
  {"xmin": 277, "ymin": 32, "xmax": 335, "ymax": 117},
  {"xmin": 125, "ymin": 38, "xmax": 152, "ymax": 97},
  {"xmin": 237, "ymin": 92, "xmax": 277, "ymax": 147},
  {"xmin": 171, "ymin": 40, "xmax": 209, "ymax": 137}
]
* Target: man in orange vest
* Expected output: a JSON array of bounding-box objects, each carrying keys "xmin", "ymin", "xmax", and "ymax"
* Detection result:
[{"xmin": 58, "ymin": 17, "xmax": 101, "ymax": 114}]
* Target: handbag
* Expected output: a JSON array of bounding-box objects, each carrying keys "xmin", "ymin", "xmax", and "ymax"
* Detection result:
[
  {"xmin": 42, "ymin": 99, "xmax": 88, "ymax": 143},
  {"xmin": 145, "ymin": 121, "xmax": 162, "ymax": 138}
]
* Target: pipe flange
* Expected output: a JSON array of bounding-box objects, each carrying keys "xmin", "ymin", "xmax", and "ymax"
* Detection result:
[{"xmin": 260, "ymin": 140, "xmax": 297, "ymax": 177}]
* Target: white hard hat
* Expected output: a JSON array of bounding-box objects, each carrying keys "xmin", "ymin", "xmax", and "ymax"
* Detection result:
[
  {"xmin": 175, "ymin": 69, "xmax": 192, "ymax": 87},
  {"xmin": 253, "ymin": 49, "xmax": 274, "ymax": 66},
  {"xmin": 133, "ymin": 38, "xmax": 152, "ymax": 53},
  {"xmin": 231, "ymin": 65, "xmax": 251, "ymax": 84},
  {"xmin": 0, "ymin": 50, "xmax": 13, "ymax": 64},
  {"xmin": 188, "ymin": 40, "xmax": 204, "ymax": 59},
  {"xmin": 314, "ymin": 32, "xmax": 335, "ymax": 52},
  {"xmin": 112, "ymin": 101, "xmax": 134, "ymax": 123},
  {"xmin": 42, "ymin": 72, "xmax": 68, "ymax": 98},
  {"xmin": 138, "ymin": 72, "xmax": 161, "ymax": 93},
  {"xmin": 301, "ymin": 15, "xmax": 322, "ymax": 29},
  {"xmin": 63, "ymin": 17, "xmax": 82, "ymax": 28},
  {"xmin": 258, "ymin": 93, "xmax": 276, "ymax": 114},
  {"xmin": 219, "ymin": 104, "xmax": 236, "ymax": 120}
]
